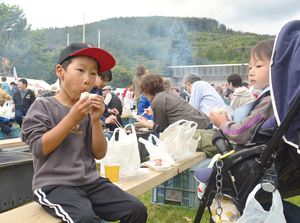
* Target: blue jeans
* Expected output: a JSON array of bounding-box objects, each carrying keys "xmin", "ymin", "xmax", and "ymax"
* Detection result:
[{"xmin": 15, "ymin": 108, "xmax": 28, "ymax": 128}]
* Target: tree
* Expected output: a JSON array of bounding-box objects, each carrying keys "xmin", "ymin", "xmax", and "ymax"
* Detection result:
[
  {"xmin": 16, "ymin": 30, "xmax": 58, "ymax": 83},
  {"xmin": 204, "ymin": 45, "xmax": 215, "ymax": 61},
  {"xmin": 110, "ymin": 66, "xmax": 134, "ymax": 88},
  {"xmin": 0, "ymin": 3, "xmax": 30, "ymax": 76}
]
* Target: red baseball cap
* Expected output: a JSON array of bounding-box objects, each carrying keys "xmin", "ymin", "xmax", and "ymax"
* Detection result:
[{"xmin": 57, "ymin": 43, "xmax": 115, "ymax": 74}]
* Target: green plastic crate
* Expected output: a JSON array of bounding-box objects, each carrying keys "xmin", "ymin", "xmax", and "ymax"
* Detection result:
[
  {"xmin": 0, "ymin": 126, "xmax": 20, "ymax": 140},
  {"xmin": 122, "ymin": 117, "xmax": 135, "ymax": 126},
  {"xmin": 151, "ymin": 158, "xmax": 211, "ymax": 209}
]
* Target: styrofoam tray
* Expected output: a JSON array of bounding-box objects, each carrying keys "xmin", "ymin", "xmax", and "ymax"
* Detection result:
[{"xmin": 147, "ymin": 161, "xmax": 171, "ymax": 172}]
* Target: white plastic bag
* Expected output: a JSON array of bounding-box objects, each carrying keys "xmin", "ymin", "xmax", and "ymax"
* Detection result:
[
  {"xmin": 122, "ymin": 105, "xmax": 132, "ymax": 117},
  {"xmin": 159, "ymin": 120, "xmax": 200, "ymax": 162},
  {"xmin": 104, "ymin": 124, "xmax": 141, "ymax": 181},
  {"xmin": 139, "ymin": 134, "xmax": 175, "ymax": 166},
  {"xmin": 0, "ymin": 101, "xmax": 14, "ymax": 119},
  {"xmin": 236, "ymin": 184, "xmax": 286, "ymax": 223}
]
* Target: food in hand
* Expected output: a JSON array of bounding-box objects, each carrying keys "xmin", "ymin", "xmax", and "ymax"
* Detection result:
[
  {"xmin": 212, "ymin": 106, "xmax": 223, "ymax": 115},
  {"xmin": 80, "ymin": 92, "xmax": 97, "ymax": 100}
]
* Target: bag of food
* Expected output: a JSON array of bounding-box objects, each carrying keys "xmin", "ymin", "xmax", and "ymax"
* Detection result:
[
  {"xmin": 139, "ymin": 134, "xmax": 175, "ymax": 166},
  {"xmin": 122, "ymin": 105, "xmax": 132, "ymax": 117},
  {"xmin": 236, "ymin": 184, "xmax": 286, "ymax": 223},
  {"xmin": 104, "ymin": 124, "xmax": 144, "ymax": 181},
  {"xmin": 159, "ymin": 120, "xmax": 200, "ymax": 162},
  {"xmin": 0, "ymin": 101, "xmax": 14, "ymax": 119}
]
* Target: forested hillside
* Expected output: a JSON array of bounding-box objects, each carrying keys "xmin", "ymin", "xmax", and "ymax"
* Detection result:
[{"xmin": 0, "ymin": 3, "xmax": 274, "ymax": 87}]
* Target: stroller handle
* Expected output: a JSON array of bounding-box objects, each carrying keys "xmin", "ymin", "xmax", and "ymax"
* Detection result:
[{"xmin": 212, "ymin": 130, "xmax": 230, "ymax": 155}]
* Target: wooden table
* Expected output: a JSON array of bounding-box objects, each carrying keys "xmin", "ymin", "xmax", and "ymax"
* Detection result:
[{"xmin": 0, "ymin": 152, "xmax": 206, "ymax": 222}]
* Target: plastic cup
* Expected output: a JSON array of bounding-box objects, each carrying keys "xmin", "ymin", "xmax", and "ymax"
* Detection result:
[{"xmin": 104, "ymin": 159, "xmax": 120, "ymax": 183}]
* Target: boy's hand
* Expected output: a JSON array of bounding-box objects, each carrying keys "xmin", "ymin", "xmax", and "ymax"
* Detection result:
[
  {"xmin": 209, "ymin": 110, "xmax": 228, "ymax": 128},
  {"xmin": 69, "ymin": 95, "xmax": 92, "ymax": 124},
  {"xmin": 90, "ymin": 95, "xmax": 105, "ymax": 122}
]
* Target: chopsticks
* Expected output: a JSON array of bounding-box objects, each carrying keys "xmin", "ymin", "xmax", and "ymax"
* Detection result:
[
  {"xmin": 110, "ymin": 114, "xmax": 123, "ymax": 129},
  {"xmin": 140, "ymin": 106, "xmax": 151, "ymax": 118}
]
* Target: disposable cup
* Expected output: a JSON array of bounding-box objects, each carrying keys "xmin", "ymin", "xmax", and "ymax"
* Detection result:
[{"xmin": 104, "ymin": 159, "xmax": 120, "ymax": 183}]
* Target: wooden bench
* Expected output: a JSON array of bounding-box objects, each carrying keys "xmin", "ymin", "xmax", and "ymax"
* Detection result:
[
  {"xmin": 0, "ymin": 138, "xmax": 26, "ymax": 150},
  {"xmin": 0, "ymin": 152, "xmax": 206, "ymax": 222}
]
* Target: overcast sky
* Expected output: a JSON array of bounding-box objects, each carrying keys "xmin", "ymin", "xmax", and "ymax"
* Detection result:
[{"xmin": 3, "ymin": 0, "xmax": 300, "ymax": 35}]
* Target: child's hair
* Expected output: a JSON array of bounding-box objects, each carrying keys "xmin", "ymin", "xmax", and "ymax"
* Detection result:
[
  {"xmin": 227, "ymin": 74, "xmax": 242, "ymax": 87},
  {"xmin": 18, "ymin": 78, "xmax": 28, "ymax": 87},
  {"xmin": 99, "ymin": 70, "xmax": 112, "ymax": 81},
  {"xmin": 60, "ymin": 57, "xmax": 73, "ymax": 72},
  {"xmin": 140, "ymin": 74, "xmax": 165, "ymax": 95},
  {"xmin": 1, "ymin": 76, "xmax": 6, "ymax": 82},
  {"xmin": 249, "ymin": 39, "xmax": 275, "ymax": 61},
  {"xmin": 136, "ymin": 65, "xmax": 146, "ymax": 77},
  {"xmin": 129, "ymin": 81, "xmax": 133, "ymax": 86}
]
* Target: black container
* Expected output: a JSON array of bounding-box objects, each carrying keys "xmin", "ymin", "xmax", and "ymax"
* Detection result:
[{"xmin": 0, "ymin": 152, "xmax": 33, "ymax": 212}]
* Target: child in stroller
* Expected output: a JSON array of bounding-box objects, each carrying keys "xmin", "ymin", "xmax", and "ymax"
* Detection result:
[
  {"xmin": 194, "ymin": 20, "xmax": 300, "ymax": 223},
  {"xmin": 199, "ymin": 38, "xmax": 275, "ymax": 222}
]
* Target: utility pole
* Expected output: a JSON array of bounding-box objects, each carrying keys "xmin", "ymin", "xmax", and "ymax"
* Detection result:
[
  {"xmin": 83, "ymin": 13, "xmax": 85, "ymax": 43},
  {"xmin": 236, "ymin": 47, "xmax": 251, "ymax": 80},
  {"xmin": 98, "ymin": 30, "xmax": 101, "ymax": 48}
]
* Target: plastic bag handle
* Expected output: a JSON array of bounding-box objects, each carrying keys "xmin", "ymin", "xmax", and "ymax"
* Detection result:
[
  {"xmin": 124, "ymin": 124, "xmax": 136, "ymax": 135},
  {"xmin": 110, "ymin": 127, "xmax": 121, "ymax": 141},
  {"xmin": 171, "ymin": 119, "xmax": 198, "ymax": 129}
]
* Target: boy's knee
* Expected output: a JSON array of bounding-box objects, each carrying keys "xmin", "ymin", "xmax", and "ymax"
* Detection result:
[
  {"xmin": 123, "ymin": 199, "xmax": 148, "ymax": 223},
  {"xmin": 73, "ymin": 211, "xmax": 99, "ymax": 223}
]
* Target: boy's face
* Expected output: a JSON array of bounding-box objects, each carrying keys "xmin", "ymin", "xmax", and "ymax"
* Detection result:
[
  {"xmin": 98, "ymin": 76, "xmax": 110, "ymax": 90},
  {"xmin": 129, "ymin": 84, "xmax": 133, "ymax": 90},
  {"xmin": 57, "ymin": 56, "xmax": 98, "ymax": 100},
  {"xmin": 248, "ymin": 55, "xmax": 270, "ymax": 90}
]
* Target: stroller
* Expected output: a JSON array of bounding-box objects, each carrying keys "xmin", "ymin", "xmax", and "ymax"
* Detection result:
[{"xmin": 193, "ymin": 20, "xmax": 300, "ymax": 223}]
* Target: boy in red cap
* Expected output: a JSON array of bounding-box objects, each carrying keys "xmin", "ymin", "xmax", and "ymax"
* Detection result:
[{"xmin": 21, "ymin": 43, "xmax": 147, "ymax": 223}]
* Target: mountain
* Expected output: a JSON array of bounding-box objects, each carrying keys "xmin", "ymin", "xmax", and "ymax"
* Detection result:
[{"xmin": 10, "ymin": 15, "xmax": 275, "ymax": 87}]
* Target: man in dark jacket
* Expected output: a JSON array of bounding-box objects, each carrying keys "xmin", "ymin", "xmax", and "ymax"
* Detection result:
[
  {"xmin": 13, "ymin": 79, "xmax": 36, "ymax": 128},
  {"xmin": 103, "ymin": 85, "xmax": 123, "ymax": 116}
]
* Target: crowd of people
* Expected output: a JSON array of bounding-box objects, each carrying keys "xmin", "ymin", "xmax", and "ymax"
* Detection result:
[
  {"xmin": 9, "ymin": 37, "xmax": 274, "ymax": 223},
  {"xmin": 0, "ymin": 77, "xmax": 62, "ymax": 128}
]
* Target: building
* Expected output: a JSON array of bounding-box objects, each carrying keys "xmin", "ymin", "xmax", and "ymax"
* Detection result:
[{"xmin": 168, "ymin": 63, "xmax": 249, "ymax": 91}]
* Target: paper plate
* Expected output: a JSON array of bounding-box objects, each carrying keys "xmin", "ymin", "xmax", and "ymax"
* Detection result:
[{"xmin": 147, "ymin": 161, "xmax": 171, "ymax": 172}]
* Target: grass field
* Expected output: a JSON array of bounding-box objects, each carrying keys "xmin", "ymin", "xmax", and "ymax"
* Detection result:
[{"xmin": 134, "ymin": 190, "xmax": 300, "ymax": 223}]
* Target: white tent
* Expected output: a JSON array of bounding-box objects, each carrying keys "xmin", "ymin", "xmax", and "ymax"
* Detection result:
[{"xmin": 5, "ymin": 76, "xmax": 51, "ymax": 91}]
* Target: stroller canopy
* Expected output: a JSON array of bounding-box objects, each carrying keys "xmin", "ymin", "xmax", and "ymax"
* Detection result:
[{"xmin": 270, "ymin": 20, "xmax": 300, "ymax": 150}]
